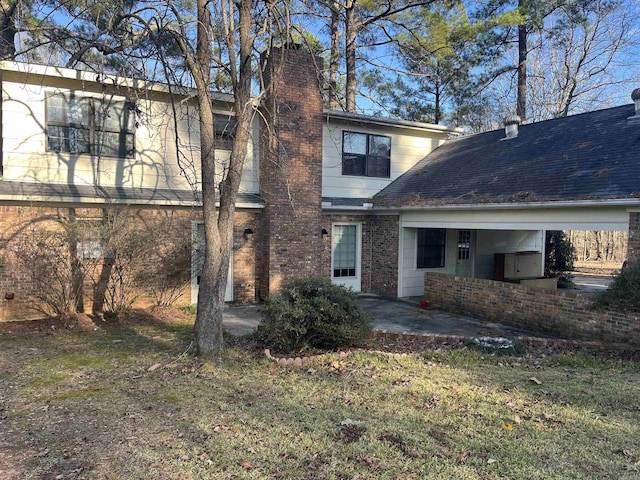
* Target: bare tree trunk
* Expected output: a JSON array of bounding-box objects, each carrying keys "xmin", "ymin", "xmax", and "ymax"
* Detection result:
[
  {"xmin": 434, "ymin": 61, "xmax": 441, "ymax": 124},
  {"xmin": 193, "ymin": 0, "xmax": 255, "ymax": 354},
  {"xmin": 67, "ymin": 208, "xmax": 85, "ymax": 314},
  {"xmin": 329, "ymin": 0, "xmax": 340, "ymax": 109},
  {"xmin": 593, "ymin": 230, "xmax": 602, "ymax": 261},
  {"xmin": 345, "ymin": 0, "xmax": 357, "ymax": 112},
  {"xmin": 517, "ymin": 18, "xmax": 527, "ymax": 122},
  {"xmin": 193, "ymin": 0, "xmax": 225, "ymax": 354}
]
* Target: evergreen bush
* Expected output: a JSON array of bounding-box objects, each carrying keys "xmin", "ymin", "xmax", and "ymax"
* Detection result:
[
  {"xmin": 595, "ymin": 264, "xmax": 640, "ymax": 313},
  {"xmin": 257, "ymin": 278, "xmax": 372, "ymax": 353}
]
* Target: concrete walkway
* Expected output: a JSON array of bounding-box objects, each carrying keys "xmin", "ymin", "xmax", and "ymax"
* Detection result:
[
  {"xmin": 222, "ymin": 295, "xmax": 562, "ymax": 340},
  {"xmin": 569, "ymin": 274, "xmax": 613, "ymax": 294}
]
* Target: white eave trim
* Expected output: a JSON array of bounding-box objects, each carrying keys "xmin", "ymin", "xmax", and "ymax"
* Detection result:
[
  {"xmin": 323, "ymin": 110, "xmax": 463, "ymax": 135},
  {"xmin": 0, "ymin": 60, "xmax": 234, "ymax": 102}
]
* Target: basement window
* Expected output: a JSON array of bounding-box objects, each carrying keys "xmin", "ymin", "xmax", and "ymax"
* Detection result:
[
  {"xmin": 417, "ymin": 228, "xmax": 446, "ymax": 269},
  {"xmin": 342, "ymin": 131, "xmax": 391, "ymax": 178},
  {"xmin": 46, "ymin": 92, "xmax": 136, "ymax": 158}
]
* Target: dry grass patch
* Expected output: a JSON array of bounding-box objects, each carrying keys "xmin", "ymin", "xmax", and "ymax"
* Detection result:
[{"xmin": 1, "ymin": 310, "xmax": 639, "ymax": 479}]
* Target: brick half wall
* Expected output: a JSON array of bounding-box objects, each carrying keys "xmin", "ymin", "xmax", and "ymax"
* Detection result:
[{"xmin": 424, "ymin": 272, "xmax": 640, "ymax": 346}]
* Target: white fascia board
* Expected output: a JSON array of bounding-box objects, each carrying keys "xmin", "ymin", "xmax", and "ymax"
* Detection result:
[
  {"xmin": 323, "ymin": 110, "xmax": 462, "ymax": 135},
  {"xmin": 0, "ymin": 61, "xmax": 234, "ymax": 103}
]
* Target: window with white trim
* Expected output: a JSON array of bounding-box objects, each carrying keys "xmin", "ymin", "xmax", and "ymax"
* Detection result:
[
  {"xmin": 417, "ymin": 228, "xmax": 446, "ymax": 269},
  {"xmin": 214, "ymin": 113, "xmax": 237, "ymax": 150},
  {"xmin": 342, "ymin": 131, "xmax": 391, "ymax": 178},
  {"xmin": 46, "ymin": 93, "xmax": 136, "ymax": 158},
  {"xmin": 332, "ymin": 224, "xmax": 358, "ymax": 277}
]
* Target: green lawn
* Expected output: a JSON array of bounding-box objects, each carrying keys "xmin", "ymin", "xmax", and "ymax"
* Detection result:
[{"xmin": 1, "ymin": 312, "xmax": 639, "ymax": 479}]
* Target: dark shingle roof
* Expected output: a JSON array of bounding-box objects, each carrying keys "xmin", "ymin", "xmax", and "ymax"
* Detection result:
[
  {"xmin": 0, "ymin": 181, "xmax": 265, "ymax": 207},
  {"xmin": 375, "ymin": 104, "xmax": 640, "ymax": 206}
]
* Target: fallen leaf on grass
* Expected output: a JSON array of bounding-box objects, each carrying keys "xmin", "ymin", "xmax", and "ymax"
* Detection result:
[
  {"xmin": 514, "ymin": 415, "xmax": 522, "ymax": 424},
  {"xmin": 613, "ymin": 448, "xmax": 635, "ymax": 457},
  {"xmin": 487, "ymin": 458, "xmax": 498, "ymax": 464},
  {"xmin": 363, "ymin": 455, "xmax": 379, "ymax": 467},
  {"xmin": 241, "ymin": 461, "xmax": 253, "ymax": 470},
  {"xmin": 529, "ymin": 377, "xmax": 542, "ymax": 385},
  {"xmin": 148, "ymin": 363, "xmax": 162, "ymax": 372},
  {"xmin": 501, "ymin": 423, "xmax": 513, "ymax": 431}
]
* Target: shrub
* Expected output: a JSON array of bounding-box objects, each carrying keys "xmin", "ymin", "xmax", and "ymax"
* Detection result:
[
  {"xmin": 257, "ymin": 278, "xmax": 372, "ymax": 354},
  {"xmin": 595, "ymin": 264, "xmax": 640, "ymax": 313},
  {"xmin": 545, "ymin": 231, "xmax": 576, "ymax": 278}
]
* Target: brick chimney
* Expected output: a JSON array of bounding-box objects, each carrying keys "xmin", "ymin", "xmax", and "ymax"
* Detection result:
[{"xmin": 258, "ymin": 45, "xmax": 324, "ymax": 298}]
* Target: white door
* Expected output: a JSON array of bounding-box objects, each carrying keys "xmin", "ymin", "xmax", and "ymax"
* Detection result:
[
  {"xmin": 331, "ymin": 223, "xmax": 361, "ymax": 291},
  {"xmin": 191, "ymin": 223, "xmax": 233, "ymax": 304},
  {"xmin": 455, "ymin": 229, "xmax": 474, "ymax": 277}
]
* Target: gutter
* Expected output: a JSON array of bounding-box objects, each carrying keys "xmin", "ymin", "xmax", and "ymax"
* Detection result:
[
  {"xmin": 323, "ymin": 110, "xmax": 463, "ymax": 135},
  {"xmin": 370, "ymin": 198, "xmax": 640, "ymax": 212},
  {"xmin": 0, "ymin": 194, "xmax": 266, "ymax": 210},
  {"xmin": 0, "ymin": 61, "xmax": 234, "ymax": 102}
]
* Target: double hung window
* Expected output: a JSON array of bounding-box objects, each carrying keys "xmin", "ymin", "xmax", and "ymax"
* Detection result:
[
  {"xmin": 46, "ymin": 93, "xmax": 136, "ymax": 158},
  {"xmin": 213, "ymin": 113, "xmax": 237, "ymax": 150},
  {"xmin": 342, "ymin": 131, "xmax": 391, "ymax": 178}
]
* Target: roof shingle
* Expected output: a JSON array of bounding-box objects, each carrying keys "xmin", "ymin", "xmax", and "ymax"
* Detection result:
[{"xmin": 375, "ymin": 104, "xmax": 640, "ymax": 206}]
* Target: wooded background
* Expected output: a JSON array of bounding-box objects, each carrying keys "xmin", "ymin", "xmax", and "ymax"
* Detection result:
[{"xmin": 567, "ymin": 230, "xmax": 628, "ymax": 265}]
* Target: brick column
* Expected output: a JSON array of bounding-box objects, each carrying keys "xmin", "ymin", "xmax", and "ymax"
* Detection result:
[
  {"xmin": 258, "ymin": 46, "xmax": 324, "ymax": 298},
  {"xmin": 627, "ymin": 212, "xmax": 640, "ymax": 266},
  {"xmin": 370, "ymin": 215, "xmax": 399, "ymax": 296}
]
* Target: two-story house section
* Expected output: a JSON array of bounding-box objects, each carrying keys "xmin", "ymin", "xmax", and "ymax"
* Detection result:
[
  {"xmin": 320, "ymin": 111, "xmax": 461, "ymax": 293},
  {"xmin": 0, "ymin": 46, "xmax": 466, "ymax": 321}
]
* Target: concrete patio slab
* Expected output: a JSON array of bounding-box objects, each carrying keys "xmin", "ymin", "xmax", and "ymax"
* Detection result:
[
  {"xmin": 223, "ymin": 295, "xmax": 566, "ymax": 341},
  {"xmin": 360, "ymin": 296, "xmax": 557, "ymax": 339}
]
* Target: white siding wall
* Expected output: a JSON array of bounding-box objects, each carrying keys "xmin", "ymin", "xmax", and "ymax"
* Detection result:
[
  {"xmin": 399, "ymin": 227, "xmax": 544, "ymax": 297},
  {"xmin": 322, "ymin": 120, "xmax": 448, "ymax": 199},
  {"xmin": 475, "ymin": 230, "xmax": 544, "ymax": 280},
  {"xmin": 399, "ymin": 227, "xmax": 458, "ymax": 297},
  {"xmin": 2, "ymin": 79, "xmax": 259, "ymax": 194}
]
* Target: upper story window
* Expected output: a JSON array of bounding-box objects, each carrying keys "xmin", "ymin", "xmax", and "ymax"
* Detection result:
[
  {"xmin": 46, "ymin": 93, "xmax": 136, "ymax": 158},
  {"xmin": 214, "ymin": 113, "xmax": 237, "ymax": 150},
  {"xmin": 342, "ymin": 131, "xmax": 391, "ymax": 178}
]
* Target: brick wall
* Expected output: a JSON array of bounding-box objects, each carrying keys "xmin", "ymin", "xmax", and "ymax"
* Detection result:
[
  {"xmin": 370, "ymin": 215, "xmax": 399, "ymax": 297},
  {"xmin": 232, "ymin": 211, "xmax": 261, "ymax": 303},
  {"xmin": 321, "ymin": 213, "xmax": 399, "ymax": 296},
  {"xmin": 628, "ymin": 212, "xmax": 640, "ymax": 266},
  {"xmin": 259, "ymin": 46, "xmax": 324, "ymax": 298},
  {"xmin": 0, "ymin": 204, "xmax": 259, "ymax": 321},
  {"xmin": 424, "ymin": 272, "xmax": 640, "ymax": 346}
]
